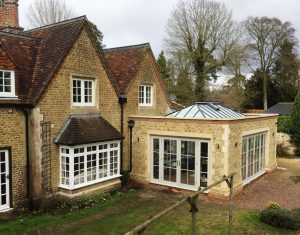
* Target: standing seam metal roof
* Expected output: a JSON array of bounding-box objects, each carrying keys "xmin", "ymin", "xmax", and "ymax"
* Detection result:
[{"xmin": 166, "ymin": 102, "xmax": 244, "ymax": 119}]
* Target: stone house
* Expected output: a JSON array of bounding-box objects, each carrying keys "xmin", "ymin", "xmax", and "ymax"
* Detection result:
[{"xmin": 0, "ymin": 0, "xmax": 277, "ymax": 212}]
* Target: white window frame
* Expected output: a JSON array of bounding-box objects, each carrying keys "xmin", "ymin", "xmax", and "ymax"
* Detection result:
[
  {"xmin": 72, "ymin": 77, "xmax": 95, "ymax": 107},
  {"xmin": 0, "ymin": 70, "xmax": 17, "ymax": 99},
  {"xmin": 241, "ymin": 132, "xmax": 267, "ymax": 185},
  {"xmin": 59, "ymin": 141, "xmax": 121, "ymax": 190},
  {"xmin": 150, "ymin": 136, "xmax": 211, "ymax": 191},
  {"xmin": 138, "ymin": 85, "xmax": 153, "ymax": 106}
]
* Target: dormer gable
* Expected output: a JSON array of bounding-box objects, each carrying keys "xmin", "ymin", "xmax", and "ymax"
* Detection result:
[{"xmin": 0, "ymin": 42, "xmax": 16, "ymax": 70}]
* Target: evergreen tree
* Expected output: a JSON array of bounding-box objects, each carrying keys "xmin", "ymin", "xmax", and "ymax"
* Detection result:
[
  {"xmin": 88, "ymin": 21, "xmax": 104, "ymax": 47},
  {"xmin": 243, "ymin": 69, "xmax": 279, "ymax": 109},
  {"xmin": 291, "ymin": 92, "xmax": 300, "ymax": 154},
  {"xmin": 223, "ymin": 74, "xmax": 246, "ymax": 110},
  {"xmin": 157, "ymin": 51, "xmax": 172, "ymax": 93},
  {"xmin": 272, "ymin": 39, "xmax": 299, "ymax": 101},
  {"xmin": 173, "ymin": 69, "xmax": 194, "ymax": 106}
]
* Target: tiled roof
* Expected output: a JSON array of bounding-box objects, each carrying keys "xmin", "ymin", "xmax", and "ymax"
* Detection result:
[
  {"xmin": 55, "ymin": 114, "xmax": 123, "ymax": 146},
  {"xmin": 263, "ymin": 102, "xmax": 293, "ymax": 115},
  {"xmin": 0, "ymin": 16, "xmax": 120, "ymax": 106},
  {"xmin": 167, "ymin": 102, "xmax": 244, "ymax": 119},
  {"xmin": 104, "ymin": 44, "xmax": 149, "ymax": 93},
  {"xmin": 0, "ymin": 32, "xmax": 40, "ymax": 105}
]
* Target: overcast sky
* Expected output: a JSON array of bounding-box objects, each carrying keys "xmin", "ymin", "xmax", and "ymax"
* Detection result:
[{"xmin": 18, "ymin": 0, "xmax": 300, "ymax": 57}]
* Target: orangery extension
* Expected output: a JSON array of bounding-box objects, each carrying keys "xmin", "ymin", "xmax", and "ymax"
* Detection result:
[{"xmin": 128, "ymin": 102, "xmax": 278, "ymax": 197}]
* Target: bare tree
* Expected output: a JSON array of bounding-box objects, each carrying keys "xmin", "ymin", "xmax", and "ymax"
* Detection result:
[
  {"xmin": 27, "ymin": 0, "xmax": 76, "ymax": 27},
  {"xmin": 164, "ymin": 0, "xmax": 238, "ymax": 101},
  {"xmin": 244, "ymin": 17, "xmax": 295, "ymax": 110}
]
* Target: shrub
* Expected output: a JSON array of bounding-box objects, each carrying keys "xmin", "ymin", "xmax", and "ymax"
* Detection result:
[
  {"xmin": 77, "ymin": 193, "xmax": 110, "ymax": 209},
  {"xmin": 266, "ymin": 201, "xmax": 281, "ymax": 209},
  {"xmin": 120, "ymin": 170, "xmax": 130, "ymax": 186},
  {"xmin": 277, "ymin": 116, "xmax": 292, "ymax": 134},
  {"xmin": 260, "ymin": 207, "xmax": 300, "ymax": 230},
  {"xmin": 291, "ymin": 92, "xmax": 300, "ymax": 154},
  {"xmin": 276, "ymin": 143, "xmax": 293, "ymax": 158}
]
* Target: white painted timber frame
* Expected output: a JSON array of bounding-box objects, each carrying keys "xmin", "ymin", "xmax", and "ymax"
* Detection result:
[
  {"xmin": 138, "ymin": 85, "xmax": 153, "ymax": 106},
  {"xmin": 59, "ymin": 140, "xmax": 121, "ymax": 190},
  {"xmin": 0, "ymin": 70, "xmax": 17, "ymax": 99},
  {"xmin": 241, "ymin": 132, "xmax": 267, "ymax": 185},
  {"xmin": 150, "ymin": 136, "xmax": 210, "ymax": 191},
  {"xmin": 72, "ymin": 77, "xmax": 95, "ymax": 107},
  {"xmin": 0, "ymin": 149, "xmax": 10, "ymax": 211}
]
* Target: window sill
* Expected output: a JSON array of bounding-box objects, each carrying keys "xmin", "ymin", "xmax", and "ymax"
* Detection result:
[
  {"xmin": 71, "ymin": 105, "xmax": 98, "ymax": 109},
  {"xmin": 242, "ymin": 170, "xmax": 266, "ymax": 186},
  {"xmin": 0, "ymin": 96, "xmax": 18, "ymax": 100},
  {"xmin": 59, "ymin": 174, "xmax": 121, "ymax": 191},
  {"xmin": 138, "ymin": 105, "xmax": 155, "ymax": 109}
]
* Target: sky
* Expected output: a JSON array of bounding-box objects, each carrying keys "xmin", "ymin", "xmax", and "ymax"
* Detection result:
[{"xmin": 18, "ymin": 0, "xmax": 300, "ymax": 58}]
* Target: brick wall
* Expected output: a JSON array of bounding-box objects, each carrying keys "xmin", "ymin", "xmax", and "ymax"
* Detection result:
[
  {"xmin": 0, "ymin": 108, "xmax": 26, "ymax": 205},
  {"xmin": 128, "ymin": 115, "xmax": 277, "ymax": 196},
  {"xmin": 122, "ymin": 51, "xmax": 171, "ymax": 170},
  {"xmin": 31, "ymin": 28, "xmax": 120, "ymax": 199},
  {"xmin": 0, "ymin": 0, "xmax": 19, "ymax": 29}
]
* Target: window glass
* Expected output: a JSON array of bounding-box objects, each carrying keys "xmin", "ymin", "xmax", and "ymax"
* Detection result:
[
  {"xmin": 61, "ymin": 156, "xmax": 69, "ymax": 185},
  {"xmin": 138, "ymin": 85, "xmax": 153, "ymax": 106},
  {"xmin": 72, "ymin": 77, "xmax": 94, "ymax": 106},
  {"xmin": 241, "ymin": 133, "xmax": 266, "ymax": 182},
  {"xmin": 0, "ymin": 70, "xmax": 15, "ymax": 97}
]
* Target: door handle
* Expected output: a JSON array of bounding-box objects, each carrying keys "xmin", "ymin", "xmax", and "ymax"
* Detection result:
[{"xmin": 6, "ymin": 174, "xmax": 9, "ymax": 179}]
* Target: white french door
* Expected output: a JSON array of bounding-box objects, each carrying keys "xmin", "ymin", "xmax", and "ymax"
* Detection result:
[
  {"xmin": 151, "ymin": 137, "xmax": 210, "ymax": 191},
  {"xmin": 242, "ymin": 132, "xmax": 266, "ymax": 184},
  {"xmin": 0, "ymin": 150, "xmax": 10, "ymax": 211}
]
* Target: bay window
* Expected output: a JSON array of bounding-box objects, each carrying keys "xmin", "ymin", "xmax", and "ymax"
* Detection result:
[{"xmin": 60, "ymin": 141, "xmax": 120, "ymax": 189}]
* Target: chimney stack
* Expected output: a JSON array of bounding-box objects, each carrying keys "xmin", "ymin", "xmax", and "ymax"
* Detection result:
[{"xmin": 0, "ymin": 0, "xmax": 23, "ymax": 33}]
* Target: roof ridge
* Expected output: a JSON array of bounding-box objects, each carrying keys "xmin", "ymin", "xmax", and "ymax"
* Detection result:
[
  {"xmin": 24, "ymin": 15, "xmax": 87, "ymax": 33},
  {"xmin": 104, "ymin": 43, "xmax": 150, "ymax": 52},
  {"xmin": 0, "ymin": 31, "xmax": 39, "ymax": 40}
]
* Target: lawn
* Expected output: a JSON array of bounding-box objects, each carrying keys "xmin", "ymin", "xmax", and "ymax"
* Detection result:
[{"xmin": 0, "ymin": 188, "xmax": 298, "ymax": 235}]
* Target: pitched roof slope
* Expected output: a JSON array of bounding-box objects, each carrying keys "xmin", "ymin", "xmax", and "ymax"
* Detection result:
[
  {"xmin": 104, "ymin": 44, "xmax": 148, "ymax": 92},
  {"xmin": 55, "ymin": 114, "xmax": 123, "ymax": 146},
  {"xmin": 0, "ymin": 32, "xmax": 40, "ymax": 105},
  {"xmin": 23, "ymin": 16, "xmax": 86, "ymax": 104},
  {"xmin": 0, "ymin": 16, "xmax": 119, "ymax": 105},
  {"xmin": 263, "ymin": 102, "xmax": 293, "ymax": 115}
]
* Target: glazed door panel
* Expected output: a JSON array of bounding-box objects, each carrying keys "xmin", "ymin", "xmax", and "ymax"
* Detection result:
[{"xmin": 0, "ymin": 150, "xmax": 10, "ymax": 211}]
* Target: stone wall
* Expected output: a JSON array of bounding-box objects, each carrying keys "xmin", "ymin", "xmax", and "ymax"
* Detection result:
[
  {"xmin": 129, "ymin": 115, "xmax": 277, "ymax": 196},
  {"xmin": 0, "ymin": 108, "xmax": 26, "ymax": 205},
  {"xmin": 122, "ymin": 50, "xmax": 171, "ymax": 170}
]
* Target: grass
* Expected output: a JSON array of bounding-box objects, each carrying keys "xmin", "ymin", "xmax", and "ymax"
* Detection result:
[
  {"xmin": 0, "ymin": 189, "xmax": 298, "ymax": 235},
  {"xmin": 0, "ymin": 190, "xmax": 137, "ymax": 235}
]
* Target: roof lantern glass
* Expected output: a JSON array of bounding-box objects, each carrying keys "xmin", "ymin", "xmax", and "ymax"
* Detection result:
[{"xmin": 166, "ymin": 102, "xmax": 244, "ymax": 119}]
